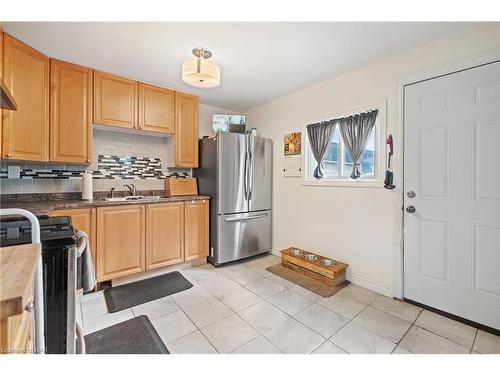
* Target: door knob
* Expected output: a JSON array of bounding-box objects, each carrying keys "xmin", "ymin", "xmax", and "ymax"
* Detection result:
[{"xmin": 406, "ymin": 206, "xmax": 416, "ymax": 213}]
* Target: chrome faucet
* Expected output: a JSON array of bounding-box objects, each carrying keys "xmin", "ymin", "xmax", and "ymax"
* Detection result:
[
  {"xmin": 110, "ymin": 187, "xmax": 116, "ymax": 198},
  {"xmin": 124, "ymin": 184, "xmax": 137, "ymax": 196}
]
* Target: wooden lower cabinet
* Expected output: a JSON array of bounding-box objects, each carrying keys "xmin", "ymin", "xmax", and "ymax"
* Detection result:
[
  {"xmin": 184, "ymin": 199, "xmax": 209, "ymax": 261},
  {"xmin": 96, "ymin": 205, "xmax": 145, "ymax": 282},
  {"xmin": 0, "ymin": 262, "xmax": 34, "ymax": 355},
  {"xmin": 145, "ymin": 202, "xmax": 184, "ymax": 270},
  {"xmin": 94, "ymin": 200, "xmax": 208, "ymax": 282},
  {"xmin": 0, "ymin": 302, "xmax": 34, "ymax": 355},
  {"xmin": 52, "ymin": 208, "xmax": 96, "ymax": 270}
]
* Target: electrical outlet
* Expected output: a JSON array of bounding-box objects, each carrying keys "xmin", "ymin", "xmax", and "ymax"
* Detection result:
[{"xmin": 8, "ymin": 166, "xmax": 21, "ymax": 179}]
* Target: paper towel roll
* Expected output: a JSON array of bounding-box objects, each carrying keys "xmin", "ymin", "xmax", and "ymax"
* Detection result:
[{"xmin": 81, "ymin": 172, "xmax": 93, "ymax": 201}]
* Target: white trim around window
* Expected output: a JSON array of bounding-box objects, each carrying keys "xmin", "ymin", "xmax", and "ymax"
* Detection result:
[{"xmin": 302, "ymin": 100, "xmax": 387, "ymax": 188}]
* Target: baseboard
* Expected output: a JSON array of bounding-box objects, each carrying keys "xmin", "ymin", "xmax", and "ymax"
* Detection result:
[
  {"xmin": 269, "ymin": 250, "xmax": 394, "ymax": 297},
  {"xmin": 271, "ymin": 250, "xmax": 281, "ymax": 257},
  {"xmin": 111, "ymin": 258, "xmax": 207, "ymax": 287},
  {"xmin": 345, "ymin": 270, "xmax": 393, "ymax": 297}
]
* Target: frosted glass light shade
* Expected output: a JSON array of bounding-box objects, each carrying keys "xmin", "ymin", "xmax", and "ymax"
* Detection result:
[{"xmin": 182, "ymin": 58, "xmax": 220, "ymax": 88}]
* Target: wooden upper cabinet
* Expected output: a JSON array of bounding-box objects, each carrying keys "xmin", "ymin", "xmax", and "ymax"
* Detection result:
[
  {"xmin": 96, "ymin": 205, "xmax": 145, "ymax": 282},
  {"xmin": 174, "ymin": 92, "xmax": 199, "ymax": 167},
  {"xmin": 184, "ymin": 200, "xmax": 209, "ymax": 261},
  {"xmin": 2, "ymin": 34, "xmax": 49, "ymax": 161},
  {"xmin": 145, "ymin": 202, "xmax": 184, "ymax": 270},
  {"xmin": 138, "ymin": 83, "xmax": 175, "ymax": 134},
  {"xmin": 93, "ymin": 71, "xmax": 138, "ymax": 129},
  {"xmin": 50, "ymin": 59, "xmax": 92, "ymax": 164}
]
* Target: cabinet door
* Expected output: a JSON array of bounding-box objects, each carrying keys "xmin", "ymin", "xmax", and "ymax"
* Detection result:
[
  {"xmin": 2, "ymin": 34, "xmax": 49, "ymax": 161},
  {"xmin": 184, "ymin": 200, "xmax": 209, "ymax": 261},
  {"xmin": 52, "ymin": 208, "xmax": 97, "ymax": 269},
  {"xmin": 174, "ymin": 92, "xmax": 199, "ymax": 167},
  {"xmin": 145, "ymin": 202, "xmax": 184, "ymax": 270},
  {"xmin": 93, "ymin": 71, "xmax": 137, "ymax": 129},
  {"xmin": 96, "ymin": 205, "xmax": 145, "ymax": 281},
  {"xmin": 138, "ymin": 83, "xmax": 175, "ymax": 134},
  {"xmin": 50, "ymin": 59, "xmax": 92, "ymax": 164}
]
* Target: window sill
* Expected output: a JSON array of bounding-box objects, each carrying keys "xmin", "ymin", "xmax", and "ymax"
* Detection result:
[{"xmin": 302, "ymin": 178, "xmax": 385, "ymax": 188}]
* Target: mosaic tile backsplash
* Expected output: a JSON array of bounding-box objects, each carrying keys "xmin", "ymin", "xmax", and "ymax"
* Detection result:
[
  {"xmin": 0, "ymin": 155, "xmax": 189, "ymax": 180},
  {"xmin": 95, "ymin": 155, "xmax": 166, "ymax": 179}
]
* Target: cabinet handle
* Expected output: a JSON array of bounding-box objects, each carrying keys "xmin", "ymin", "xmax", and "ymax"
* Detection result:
[{"xmin": 25, "ymin": 301, "xmax": 34, "ymax": 313}]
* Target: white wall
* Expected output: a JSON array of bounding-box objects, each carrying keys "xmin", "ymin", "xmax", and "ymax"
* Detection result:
[{"xmin": 246, "ymin": 24, "xmax": 500, "ymax": 296}]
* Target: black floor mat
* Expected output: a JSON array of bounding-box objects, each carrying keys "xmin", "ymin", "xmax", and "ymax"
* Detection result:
[
  {"xmin": 85, "ymin": 315, "xmax": 169, "ymax": 354},
  {"xmin": 104, "ymin": 271, "xmax": 193, "ymax": 313}
]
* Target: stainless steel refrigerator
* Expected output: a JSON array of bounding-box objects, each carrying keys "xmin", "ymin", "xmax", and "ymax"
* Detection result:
[{"xmin": 194, "ymin": 132, "xmax": 272, "ymax": 265}]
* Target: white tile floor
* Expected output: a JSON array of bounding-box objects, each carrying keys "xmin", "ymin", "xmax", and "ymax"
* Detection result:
[{"xmin": 81, "ymin": 254, "xmax": 500, "ymax": 354}]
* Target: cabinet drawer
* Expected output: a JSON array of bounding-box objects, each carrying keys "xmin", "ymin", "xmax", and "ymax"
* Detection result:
[{"xmin": 0, "ymin": 287, "xmax": 34, "ymax": 354}]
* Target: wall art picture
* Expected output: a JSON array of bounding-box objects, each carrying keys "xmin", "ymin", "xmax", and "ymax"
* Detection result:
[{"xmin": 284, "ymin": 132, "xmax": 302, "ymax": 156}]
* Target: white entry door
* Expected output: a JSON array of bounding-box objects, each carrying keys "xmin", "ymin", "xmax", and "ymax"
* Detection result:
[{"xmin": 404, "ymin": 61, "xmax": 500, "ymax": 330}]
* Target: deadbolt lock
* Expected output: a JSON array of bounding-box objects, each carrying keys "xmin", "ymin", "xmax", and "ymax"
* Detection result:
[{"xmin": 407, "ymin": 191, "xmax": 416, "ymax": 199}]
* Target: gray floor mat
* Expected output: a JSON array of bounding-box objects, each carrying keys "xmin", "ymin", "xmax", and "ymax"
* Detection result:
[
  {"xmin": 104, "ymin": 271, "xmax": 193, "ymax": 313},
  {"xmin": 84, "ymin": 315, "xmax": 169, "ymax": 354}
]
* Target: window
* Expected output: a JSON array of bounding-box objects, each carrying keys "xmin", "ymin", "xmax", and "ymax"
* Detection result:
[{"xmin": 304, "ymin": 107, "xmax": 383, "ymax": 185}]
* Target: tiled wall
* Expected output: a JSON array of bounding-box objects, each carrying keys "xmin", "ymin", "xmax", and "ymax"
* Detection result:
[{"xmin": 0, "ymin": 128, "xmax": 189, "ymax": 195}]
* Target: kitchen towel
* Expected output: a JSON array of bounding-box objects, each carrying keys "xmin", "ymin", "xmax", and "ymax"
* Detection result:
[
  {"xmin": 81, "ymin": 171, "xmax": 93, "ymax": 201},
  {"xmin": 77, "ymin": 230, "xmax": 96, "ymax": 292}
]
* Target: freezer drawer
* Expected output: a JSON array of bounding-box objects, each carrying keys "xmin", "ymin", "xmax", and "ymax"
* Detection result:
[{"xmin": 214, "ymin": 210, "xmax": 272, "ymax": 265}]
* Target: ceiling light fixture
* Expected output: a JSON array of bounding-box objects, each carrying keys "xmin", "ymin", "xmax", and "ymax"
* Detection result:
[{"xmin": 182, "ymin": 48, "xmax": 220, "ymax": 89}]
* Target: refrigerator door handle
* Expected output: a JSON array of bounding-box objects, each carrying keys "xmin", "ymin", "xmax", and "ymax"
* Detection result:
[
  {"xmin": 224, "ymin": 212, "xmax": 269, "ymax": 222},
  {"xmin": 243, "ymin": 140, "xmax": 248, "ymax": 201},
  {"xmin": 248, "ymin": 136, "xmax": 254, "ymax": 200}
]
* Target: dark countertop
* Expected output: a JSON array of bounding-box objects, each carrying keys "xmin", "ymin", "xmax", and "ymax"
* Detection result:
[{"xmin": 1, "ymin": 194, "xmax": 210, "ymax": 216}]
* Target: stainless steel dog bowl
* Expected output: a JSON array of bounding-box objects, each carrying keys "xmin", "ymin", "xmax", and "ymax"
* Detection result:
[
  {"xmin": 320, "ymin": 259, "xmax": 335, "ymax": 267},
  {"xmin": 290, "ymin": 249, "xmax": 304, "ymax": 256},
  {"xmin": 303, "ymin": 254, "xmax": 319, "ymax": 261}
]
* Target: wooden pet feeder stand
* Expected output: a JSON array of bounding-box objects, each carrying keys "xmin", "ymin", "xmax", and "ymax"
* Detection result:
[{"xmin": 280, "ymin": 247, "xmax": 348, "ymax": 287}]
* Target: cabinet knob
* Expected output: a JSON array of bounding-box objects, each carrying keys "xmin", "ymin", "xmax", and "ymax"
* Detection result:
[
  {"xmin": 6, "ymin": 153, "xmax": 12, "ymax": 158},
  {"xmin": 25, "ymin": 301, "xmax": 34, "ymax": 313},
  {"xmin": 86, "ymin": 159, "xmax": 91, "ymax": 163}
]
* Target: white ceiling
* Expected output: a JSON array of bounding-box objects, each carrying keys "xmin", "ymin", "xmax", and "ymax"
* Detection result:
[{"xmin": 3, "ymin": 22, "xmax": 474, "ymax": 111}]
